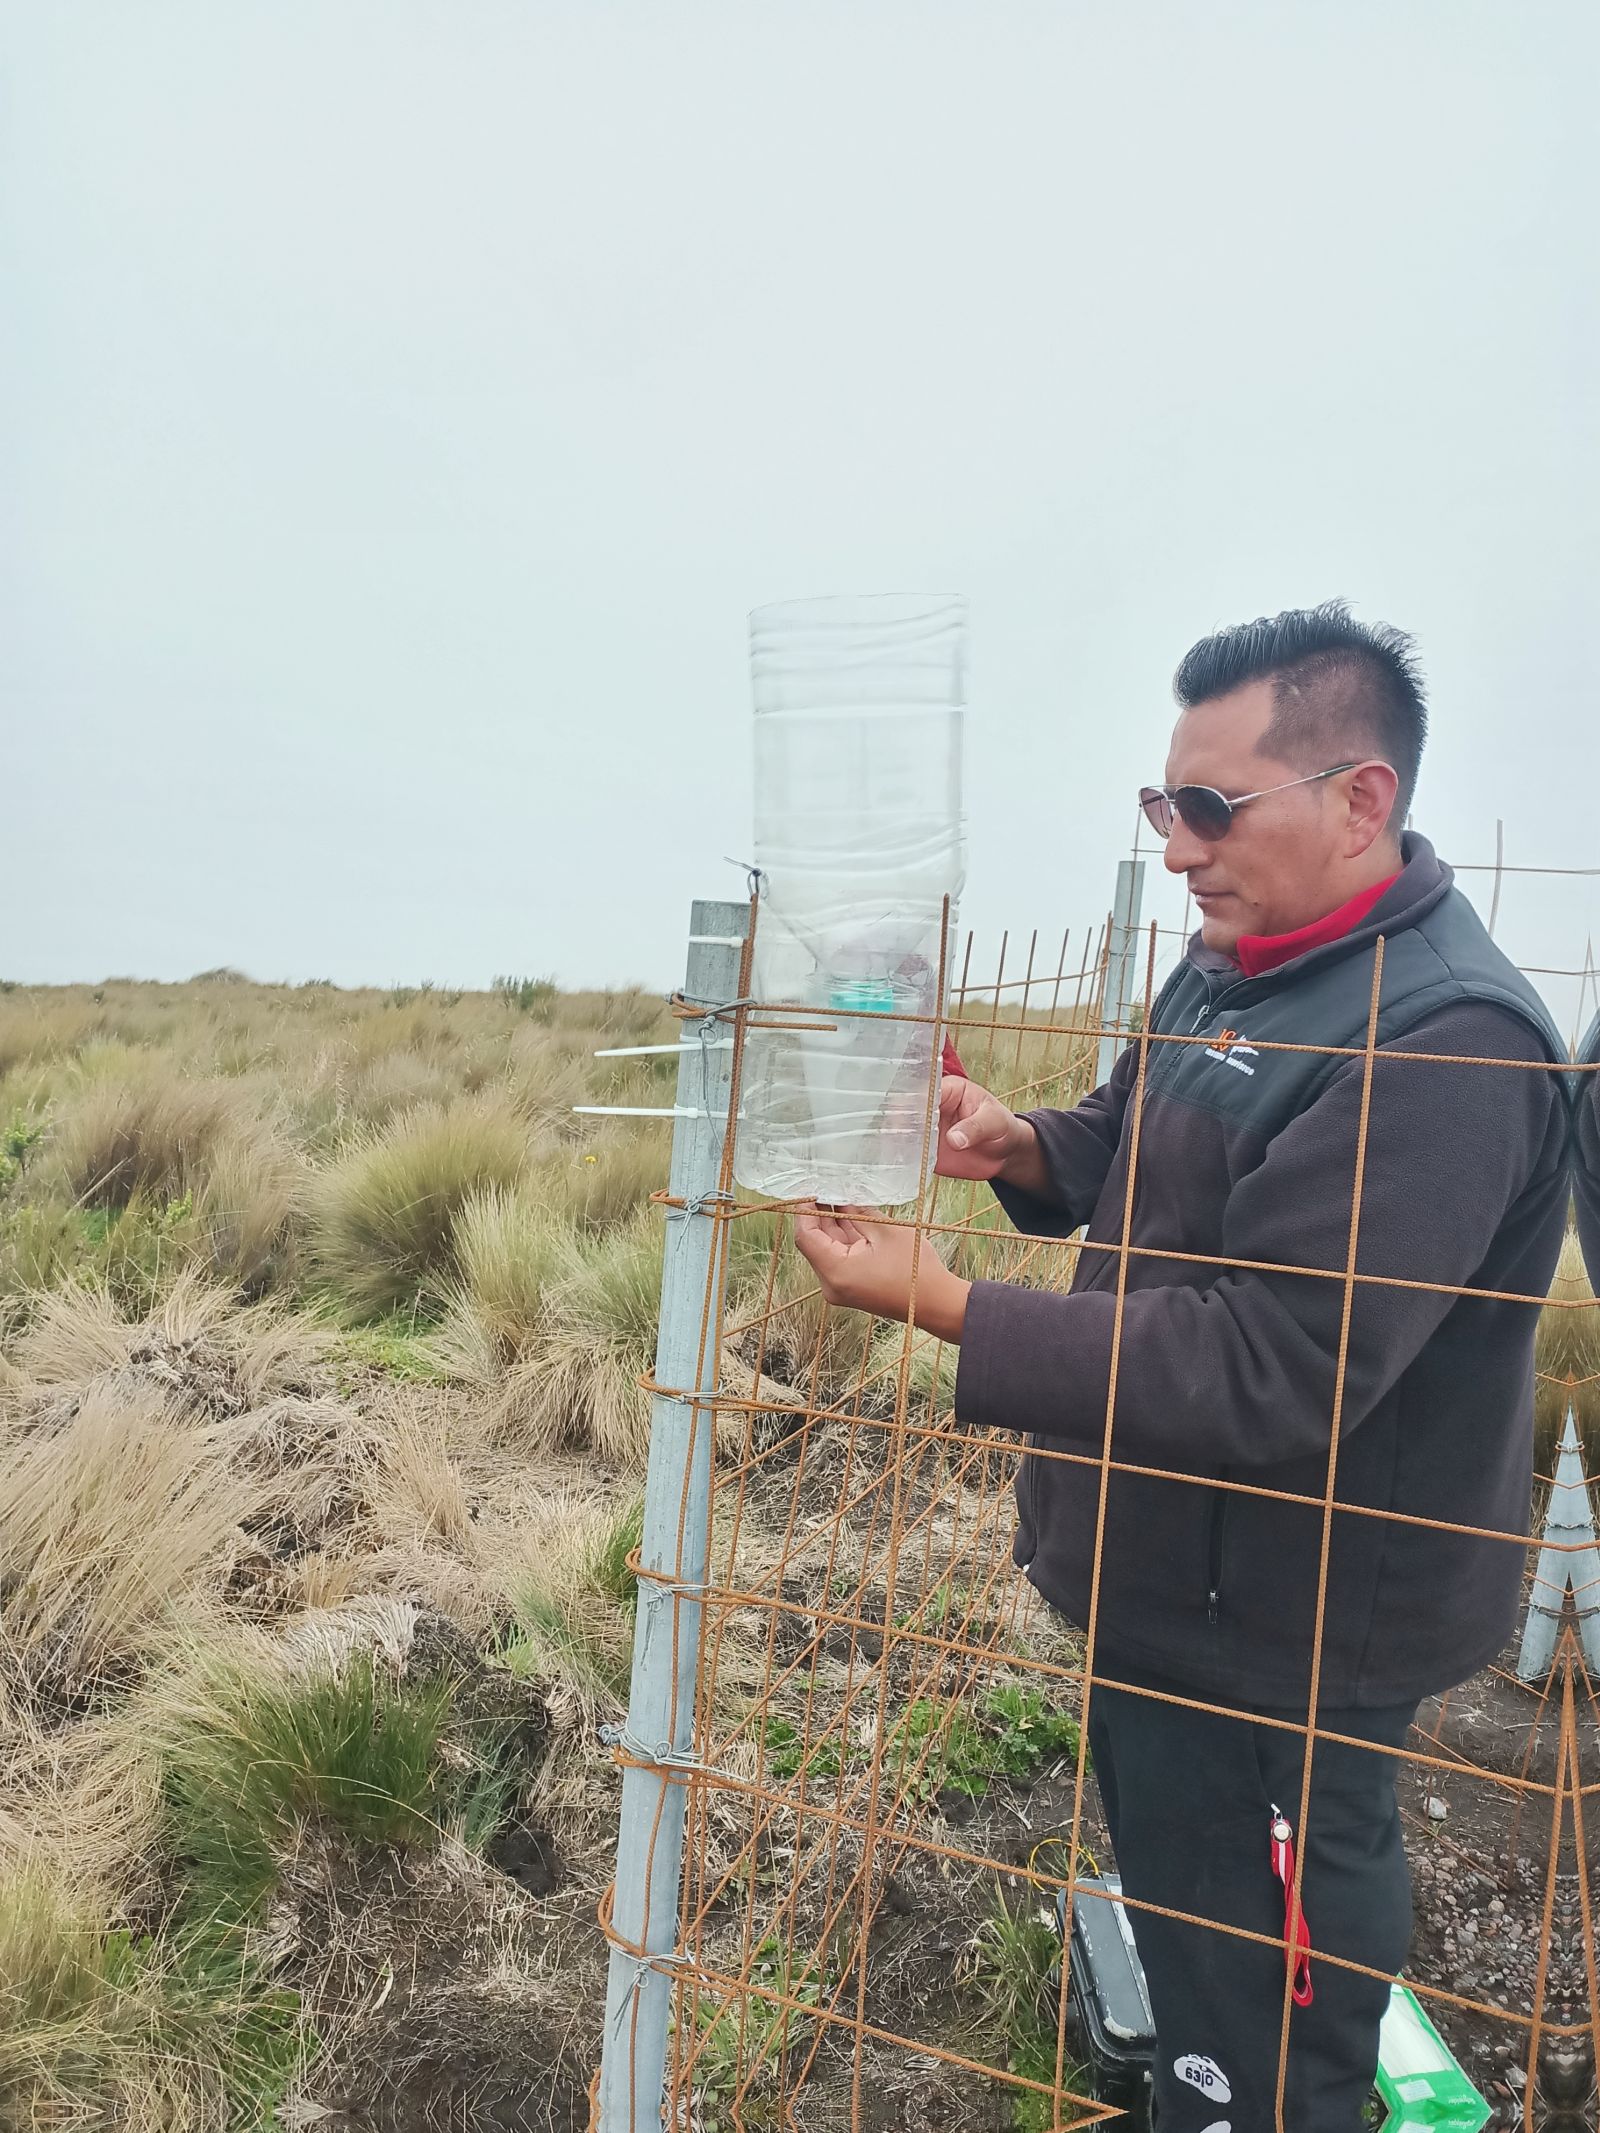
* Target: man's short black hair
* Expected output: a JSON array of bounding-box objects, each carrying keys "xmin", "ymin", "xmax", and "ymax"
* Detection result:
[{"xmin": 1173, "ymin": 600, "xmax": 1428, "ymax": 829}]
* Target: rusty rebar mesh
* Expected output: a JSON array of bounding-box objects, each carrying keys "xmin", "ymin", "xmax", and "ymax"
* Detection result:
[{"xmin": 597, "ymin": 876, "xmax": 1600, "ymax": 2133}]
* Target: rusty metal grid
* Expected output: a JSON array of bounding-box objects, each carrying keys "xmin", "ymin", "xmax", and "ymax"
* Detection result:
[{"xmin": 593, "ymin": 871, "xmax": 1600, "ymax": 2133}]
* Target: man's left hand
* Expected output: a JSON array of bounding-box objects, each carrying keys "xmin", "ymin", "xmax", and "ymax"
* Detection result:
[{"xmin": 790, "ymin": 1205, "xmax": 970, "ymax": 1343}]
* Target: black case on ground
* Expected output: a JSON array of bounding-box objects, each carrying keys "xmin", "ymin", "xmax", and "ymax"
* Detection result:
[{"xmin": 1065, "ymin": 1873, "xmax": 1156, "ymax": 2129}]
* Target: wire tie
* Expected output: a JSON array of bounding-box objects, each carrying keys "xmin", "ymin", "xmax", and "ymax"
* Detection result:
[
  {"xmin": 636, "ymin": 1574, "xmax": 709, "ymax": 1609},
  {"xmin": 670, "ymin": 1188, "xmax": 735, "ymax": 1222},
  {"xmin": 608, "ymin": 1946, "xmax": 692, "ymax": 2033},
  {"xmin": 723, "ymin": 856, "xmax": 765, "ymax": 898},
  {"xmin": 652, "ymin": 1384, "xmax": 715, "ymax": 1410},
  {"xmin": 675, "ymin": 992, "xmax": 757, "ymax": 1024},
  {"xmin": 597, "ymin": 1723, "xmax": 729, "ymax": 1785}
]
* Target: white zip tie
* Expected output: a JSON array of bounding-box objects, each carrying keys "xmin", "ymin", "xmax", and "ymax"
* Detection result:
[
  {"xmin": 723, "ymin": 857, "xmax": 765, "ymax": 898},
  {"xmin": 592, "ymin": 1039, "xmax": 735, "ymax": 1057},
  {"xmin": 572, "ymin": 1105, "xmax": 707, "ymax": 1118}
]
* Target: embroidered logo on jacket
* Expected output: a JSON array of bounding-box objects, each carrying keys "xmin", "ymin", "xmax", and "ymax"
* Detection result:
[{"xmin": 1202, "ymin": 1028, "xmax": 1258, "ymax": 1076}]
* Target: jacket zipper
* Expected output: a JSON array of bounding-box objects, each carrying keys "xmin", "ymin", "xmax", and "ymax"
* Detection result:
[
  {"xmin": 1206, "ymin": 1484, "xmax": 1231, "ymax": 1626},
  {"xmin": 1016, "ymin": 1437, "xmax": 1038, "ymax": 1569},
  {"xmin": 1188, "ymin": 964, "xmax": 1240, "ymax": 1626},
  {"xmin": 1189, "ymin": 968, "xmax": 1257, "ymax": 1036},
  {"xmin": 1188, "ymin": 974, "xmax": 1220, "ymax": 1035}
]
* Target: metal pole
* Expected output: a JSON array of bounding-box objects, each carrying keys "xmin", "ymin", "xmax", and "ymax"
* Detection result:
[
  {"xmin": 1095, "ymin": 858, "xmax": 1146, "ymax": 1088},
  {"xmin": 596, "ymin": 897, "xmax": 748, "ymax": 2133},
  {"xmin": 1516, "ymin": 1408, "xmax": 1600, "ymax": 1682}
]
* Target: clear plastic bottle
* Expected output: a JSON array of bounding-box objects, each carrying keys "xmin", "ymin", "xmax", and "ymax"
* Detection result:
[{"xmin": 735, "ymin": 593, "xmax": 967, "ymax": 1206}]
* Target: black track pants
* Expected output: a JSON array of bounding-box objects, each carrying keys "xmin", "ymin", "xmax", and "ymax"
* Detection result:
[{"xmin": 1086, "ymin": 1664, "xmax": 1419, "ymax": 2133}]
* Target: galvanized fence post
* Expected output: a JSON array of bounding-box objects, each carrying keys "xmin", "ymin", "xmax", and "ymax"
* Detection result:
[
  {"xmin": 1516, "ymin": 1408, "xmax": 1600, "ymax": 1682},
  {"xmin": 595, "ymin": 897, "xmax": 749, "ymax": 2133},
  {"xmin": 1095, "ymin": 858, "xmax": 1146, "ymax": 1088}
]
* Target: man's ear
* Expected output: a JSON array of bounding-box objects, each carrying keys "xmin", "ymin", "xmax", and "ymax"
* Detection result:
[{"xmin": 1345, "ymin": 760, "xmax": 1401, "ymax": 857}]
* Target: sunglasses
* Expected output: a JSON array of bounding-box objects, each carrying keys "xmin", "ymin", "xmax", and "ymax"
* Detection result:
[{"xmin": 1138, "ymin": 763, "xmax": 1360, "ymax": 843}]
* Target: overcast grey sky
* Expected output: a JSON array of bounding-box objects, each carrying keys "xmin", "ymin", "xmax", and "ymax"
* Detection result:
[{"xmin": 4, "ymin": 2, "xmax": 1596, "ymax": 1030}]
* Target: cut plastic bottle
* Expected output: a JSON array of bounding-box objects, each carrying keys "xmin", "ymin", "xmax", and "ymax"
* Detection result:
[{"xmin": 735, "ymin": 593, "xmax": 967, "ymax": 1206}]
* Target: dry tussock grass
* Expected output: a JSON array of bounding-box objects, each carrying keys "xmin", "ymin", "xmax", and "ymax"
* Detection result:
[
  {"xmin": 0, "ymin": 1705, "xmax": 164, "ymax": 1915},
  {"xmin": 3, "ymin": 973, "xmax": 1582, "ymax": 2120},
  {"xmin": 440, "ymin": 1185, "xmax": 569, "ymax": 1367},
  {"xmin": 1, "ymin": 983, "xmax": 680, "ymax": 1467},
  {"xmin": 535, "ymin": 1126, "xmax": 670, "ymax": 1234},
  {"xmin": 0, "ymin": 1381, "xmax": 260, "ymax": 1708},
  {"xmin": 17, "ymin": 1270, "xmax": 328, "ymax": 1409},
  {"xmin": 360, "ymin": 1392, "xmax": 480, "ymax": 1558},
  {"xmin": 311, "ymin": 1096, "xmax": 533, "ymax": 1316},
  {"xmin": 432, "ymin": 1192, "xmax": 668, "ymax": 1467},
  {"xmin": 47, "ymin": 1068, "xmax": 251, "ymax": 1210}
]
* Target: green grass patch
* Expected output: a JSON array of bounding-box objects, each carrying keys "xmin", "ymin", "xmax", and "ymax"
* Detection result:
[
  {"xmin": 0, "ymin": 1870, "xmax": 303, "ymax": 2130},
  {"xmin": 0, "ymin": 1110, "xmax": 44, "ymax": 1191},
  {"xmin": 760, "ymin": 1717, "xmax": 843, "ymax": 1782},
  {"xmin": 166, "ymin": 1653, "xmax": 454, "ymax": 1925},
  {"xmin": 963, "ymin": 1887, "xmax": 1089, "ymax": 2132},
  {"xmin": 449, "ymin": 1718, "xmax": 532, "ymax": 1856},
  {"xmin": 762, "ymin": 1685, "xmax": 1081, "ymax": 1804},
  {"xmin": 686, "ymin": 1933, "xmax": 827, "ymax": 2130},
  {"xmin": 980, "ymin": 1682, "xmax": 1083, "ymax": 1781},
  {"xmin": 588, "ymin": 1495, "xmax": 644, "ymax": 1620},
  {"xmin": 332, "ymin": 1307, "xmax": 453, "ymax": 1383}
]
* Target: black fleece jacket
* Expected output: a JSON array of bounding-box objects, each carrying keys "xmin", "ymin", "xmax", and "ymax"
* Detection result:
[{"xmin": 953, "ymin": 838, "xmax": 1569, "ymax": 1707}]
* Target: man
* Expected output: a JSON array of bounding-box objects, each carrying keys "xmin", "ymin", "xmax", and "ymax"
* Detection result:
[{"xmin": 793, "ymin": 603, "xmax": 1569, "ymax": 2131}]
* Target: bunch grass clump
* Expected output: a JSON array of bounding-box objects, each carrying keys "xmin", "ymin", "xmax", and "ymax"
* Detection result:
[
  {"xmin": 532, "ymin": 1129, "xmax": 669, "ymax": 1236},
  {"xmin": 515, "ymin": 1211, "xmax": 663, "ymax": 1465},
  {"xmin": 443, "ymin": 1186, "xmax": 570, "ymax": 1366},
  {"xmin": 0, "ymin": 1383, "xmax": 261, "ymax": 1707},
  {"xmin": 312, "ymin": 1099, "xmax": 531, "ymax": 1318},
  {"xmin": 48, "ymin": 1068, "xmax": 269, "ymax": 1215},
  {"xmin": 0, "ymin": 1870, "xmax": 145, "ymax": 2120},
  {"xmin": 163, "ymin": 1650, "xmax": 454, "ymax": 1923},
  {"xmin": 440, "ymin": 1191, "xmax": 665, "ymax": 1465},
  {"xmin": 961, "ymin": 1884, "xmax": 1086, "ymax": 2127},
  {"xmin": 0, "ymin": 1861, "xmax": 301, "ymax": 2130},
  {"xmin": 499, "ymin": 1493, "xmax": 644, "ymax": 1714}
]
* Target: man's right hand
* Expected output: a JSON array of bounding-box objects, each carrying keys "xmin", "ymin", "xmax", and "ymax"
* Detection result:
[{"xmin": 935, "ymin": 1074, "xmax": 1048, "ymax": 1193}]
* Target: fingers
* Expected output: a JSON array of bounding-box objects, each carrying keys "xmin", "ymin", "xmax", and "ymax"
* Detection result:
[
  {"xmin": 942, "ymin": 1075, "xmax": 980, "ymax": 1149},
  {"xmin": 947, "ymin": 1089, "xmax": 1008, "ymax": 1153},
  {"xmin": 793, "ymin": 1205, "xmax": 863, "ymax": 1251},
  {"xmin": 825, "ymin": 1204, "xmax": 870, "ymax": 1245},
  {"xmin": 801, "ymin": 1199, "xmax": 872, "ymax": 1232},
  {"xmin": 790, "ymin": 1213, "xmax": 832, "ymax": 1272}
]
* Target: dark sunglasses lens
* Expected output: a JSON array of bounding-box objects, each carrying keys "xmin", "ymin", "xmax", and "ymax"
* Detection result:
[
  {"xmin": 1138, "ymin": 787, "xmax": 1175, "ymax": 839},
  {"xmin": 1173, "ymin": 785, "xmax": 1234, "ymax": 840}
]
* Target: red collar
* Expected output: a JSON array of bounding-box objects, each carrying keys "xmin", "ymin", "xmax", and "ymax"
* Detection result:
[{"xmin": 1233, "ymin": 873, "xmax": 1402, "ymax": 978}]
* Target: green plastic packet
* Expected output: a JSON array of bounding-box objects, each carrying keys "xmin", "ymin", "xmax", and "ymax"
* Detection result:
[{"xmin": 1375, "ymin": 1982, "xmax": 1491, "ymax": 2130}]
